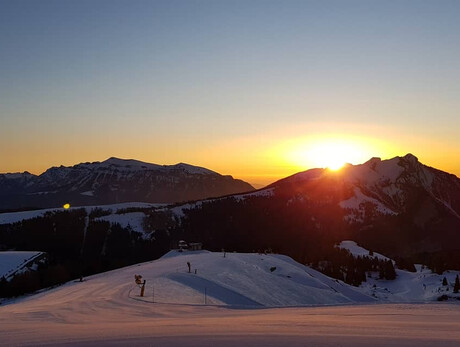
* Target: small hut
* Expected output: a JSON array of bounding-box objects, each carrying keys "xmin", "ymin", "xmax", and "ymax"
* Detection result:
[{"xmin": 188, "ymin": 242, "xmax": 202, "ymax": 251}]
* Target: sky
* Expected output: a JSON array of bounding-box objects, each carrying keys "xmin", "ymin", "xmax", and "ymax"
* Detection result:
[{"xmin": 1, "ymin": 0, "xmax": 460, "ymax": 186}]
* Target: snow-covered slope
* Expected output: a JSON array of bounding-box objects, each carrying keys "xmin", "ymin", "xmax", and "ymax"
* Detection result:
[
  {"xmin": 338, "ymin": 240, "xmax": 460, "ymax": 302},
  {"xmin": 0, "ymin": 202, "xmax": 159, "ymax": 225},
  {"xmin": 1, "ymin": 251, "xmax": 460, "ymax": 346},
  {"xmin": 1, "ymin": 251, "xmax": 373, "ymax": 307},
  {"xmin": 362, "ymin": 265, "xmax": 460, "ymax": 302},
  {"xmin": 0, "ymin": 251, "xmax": 46, "ymax": 281},
  {"xmin": 150, "ymin": 251, "xmax": 374, "ymax": 306},
  {"xmin": 338, "ymin": 240, "xmax": 390, "ymax": 262},
  {"xmin": 96, "ymin": 212, "xmax": 150, "ymax": 238}
]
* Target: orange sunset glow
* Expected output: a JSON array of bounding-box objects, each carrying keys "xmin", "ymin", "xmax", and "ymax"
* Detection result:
[{"xmin": 0, "ymin": 1, "xmax": 459, "ymax": 188}]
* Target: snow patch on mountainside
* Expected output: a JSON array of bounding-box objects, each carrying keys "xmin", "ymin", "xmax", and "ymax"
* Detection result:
[
  {"xmin": 337, "ymin": 241, "xmax": 390, "ymax": 262},
  {"xmin": 342, "ymin": 156, "xmax": 404, "ymax": 187},
  {"xmin": 169, "ymin": 201, "xmax": 204, "ymax": 218},
  {"xmin": 0, "ymin": 202, "xmax": 161, "ymax": 225},
  {"xmin": 0, "ymin": 252, "xmax": 45, "ymax": 280},
  {"xmin": 169, "ymin": 188, "xmax": 274, "ymax": 217},
  {"xmin": 233, "ymin": 188, "xmax": 275, "ymax": 201},
  {"xmin": 80, "ymin": 190, "xmax": 94, "ymax": 196},
  {"xmin": 339, "ymin": 187, "xmax": 397, "ymax": 222},
  {"xmin": 96, "ymin": 212, "xmax": 149, "ymax": 239}
]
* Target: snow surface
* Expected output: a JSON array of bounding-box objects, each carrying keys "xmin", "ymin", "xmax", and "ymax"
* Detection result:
[
  {"xmin": 361, "ymin": 266, "xmax": 460, "ymax": 302},
  {"xmin": 339, "ymin": 187, "xmax": 397, "ymax": 215},
  {"xmin": 2, "ymin": 251, "xmax": 374, "ymax": 308},
  {"xmin": 337, "ymin": 240, "xmax": 390, "ymax": 261},
  {"xmin": 233, "ymin": 187, "xmax": 275, "ymax": 201},
  {"xmin": 338, "ymin": 240, "xmax": 460, "ymax": 302},
  {"xmin": 1, "ymin": 251, "xmax": 459, "ymax": 346},
  {"xmin": 96, "ymin": 212, "xmax": 149, "ymax": 239},
  {"xmin": 0, "ymin": 251, "xmax": 44, "ymax": 280},
  {"xmin": 170, "ymin": 188, "xmax": 274, "ymax": 218},
  {"xmin": 80, "ymin": 190, "xmax": 94, "ymax": 196},
  {"xmin": 341, "ymin": 156, "xmax": 405, "ymax": 186}
]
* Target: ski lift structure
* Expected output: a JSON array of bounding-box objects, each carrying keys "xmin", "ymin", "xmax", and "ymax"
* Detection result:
[{"xmin": 177, "ymin": 240, "xmax": 202, "ymax": 252}]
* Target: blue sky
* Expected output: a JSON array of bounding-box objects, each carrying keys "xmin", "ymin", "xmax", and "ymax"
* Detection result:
[{"xmin": 1, "ymin": 0, "xmax": 460, "ymax": 184}]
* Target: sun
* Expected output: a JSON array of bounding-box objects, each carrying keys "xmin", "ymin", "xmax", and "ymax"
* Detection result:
[
  {"xmin": 285, "ymin": 138, "xmax": 370, "ymax": 171},
  {"xmin": 308, "ymin": 142, "xmax": 352, "ymax": 171}
]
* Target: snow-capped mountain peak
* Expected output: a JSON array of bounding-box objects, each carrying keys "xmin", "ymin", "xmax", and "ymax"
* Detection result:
[
  {"xmin": 269, "ymin": 154, "xmax": 460, "ymax": 230},
  {"xmin": 0, "ymin": 158, "xmax": 254, "ymax": 210},
  {"xmin": 99, "ymin": 157, "xmax": 163, "ymax": 171}
]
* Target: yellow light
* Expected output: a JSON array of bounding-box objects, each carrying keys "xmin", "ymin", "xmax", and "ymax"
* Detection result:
[
  {"xmin": 306, "ymin": 141, "xmax": 358, "ymax": 171},
  {"xmin": 63, "ymin": 203, "xmax": 70, "ymax": 209},
  {"xmin": 282, "ymin": 136, "xmax": 381, "ymax": 172}
]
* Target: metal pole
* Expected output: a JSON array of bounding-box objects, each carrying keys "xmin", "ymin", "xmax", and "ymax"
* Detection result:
[
  {"xmin": 140, "ymin": 280, "xmax": 146, "ymax": 297},
  {"xmin": 152, "ymin": 282, "xmax": 154, "ymax": 303},
  {"xmin": 204, "ymin": 287, "xmax": 207, "ymax": 305}
]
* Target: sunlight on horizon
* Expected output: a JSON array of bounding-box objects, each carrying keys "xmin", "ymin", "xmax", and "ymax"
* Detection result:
[{"xmin": 277, "ymin": 135, "xmax": 397, "ymax": 173}]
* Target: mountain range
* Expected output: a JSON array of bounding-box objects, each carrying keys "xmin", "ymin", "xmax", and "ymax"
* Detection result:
[
  {"xmin": 164, "ymin": 153, "xmax": 460, "ymax": 264},
  {"xmin": 2, "ymin": 153, "xmax": 460, "ymax": 261},
  {"xmin": 2, "ymin": 153, "xmax": 460, "ymax": 299},
  {"xmin": 0, "ymin": 158, "xmax": 254, "ymax": 211}
]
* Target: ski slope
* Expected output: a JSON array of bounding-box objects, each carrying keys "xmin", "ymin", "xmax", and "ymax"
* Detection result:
[
  {"xmin": 1, "ymin": 251, "xmax": 460, "ymax": 346},
  {"xmin": 138, "ymin": 250, "xmax": 374, "ymax": 306},
  {"xmin": 2, "ymin": 251, "xmax": 374, "ymax": 308}
]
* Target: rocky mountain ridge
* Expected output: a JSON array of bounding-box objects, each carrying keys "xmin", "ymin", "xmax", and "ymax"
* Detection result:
[{"xmin": 0, "ymin": 158, "xmax": 254, "ymax": 210}]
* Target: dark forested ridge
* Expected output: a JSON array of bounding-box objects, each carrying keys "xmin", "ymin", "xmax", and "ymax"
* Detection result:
[{"xmin": 0, "ymin": 209, "xmax": 170, "ymax": 298}]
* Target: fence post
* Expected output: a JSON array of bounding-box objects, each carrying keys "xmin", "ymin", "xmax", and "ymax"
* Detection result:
[{"xmin": 204, "ymin": 287, "xmax": 207, "ymax": 305}]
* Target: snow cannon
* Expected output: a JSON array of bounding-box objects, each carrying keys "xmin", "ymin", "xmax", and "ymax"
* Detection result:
[
  {"xmin": 135, "ymin": 274, "xmax": 143, "ymax": 285},
  {"xmin": 134, "ymin": 274, "xmax": 146, "ymax": 297}
]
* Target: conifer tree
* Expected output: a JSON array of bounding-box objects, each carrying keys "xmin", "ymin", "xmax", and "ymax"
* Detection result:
[
  {"xmin": 384, "ymin": 260, "xmax": 396, "ymax": 280},
  {"xmin": 442, "ymin": 277, "xmax": 448, "ymax": 286},
  {"xmin": 454, "ymin": 275, "xmax": 460, "ymax": 294}
]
